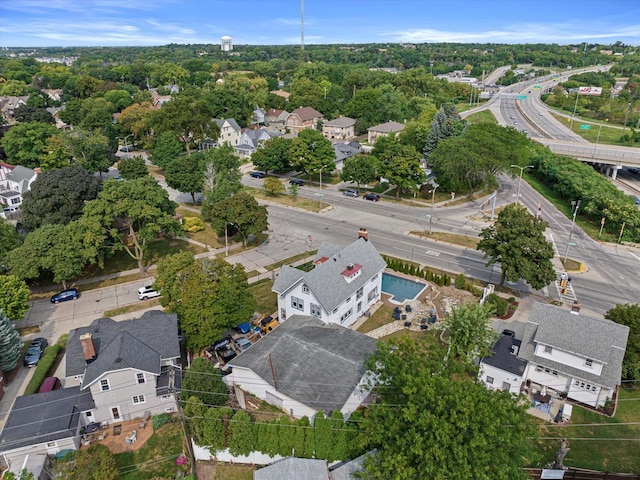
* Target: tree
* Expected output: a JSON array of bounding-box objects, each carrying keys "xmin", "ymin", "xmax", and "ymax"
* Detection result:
[
  {"xmin": 181, "ymin": 357, "xmax": 229, "ymax": 406},
  {"xmin": 0, "ymin": 219, "xmax": 21, "ymax": 269},
  {"xmin": 0, "ymin": 275, "xmax": 30, "ymax": 321},
  {"xmin": 228, "ymin": 410, "xmax": 254, "ymax": 456},
  {"xmin": 150, "ymin": 131, "xmax": 183, "ymax": 169},
  {"xmin": 20, "ymin": 166, "xmax": 101, "ymax": 230},
  {"xmin": 341, "ymin": 154, "xmax": 378, "ymax": 193},
  {"xmin": 0, "ymin": 309, "xmax": 23, "ymax": 371},
  {"xmin": 263, "ymin": 177, "xmax": 286, "ymax": 196},
  {"xmin": 118, "ymin": 101, "xmax": 154, "ymax": 141},
  {"xmin": 443, "ymin": 302, "xmax": 497, "ymax": 366},
  {"xmin": 288, "ymin": 129, "xmax": 335, "ymax": 178},
  {"xmin": 13, "ymin": 103, "xmax": 55, "ymax": 124},
  {"xmin": 204, "ymin": 192, "xmax": 268, "ymax": 247},
  {"xmin": 0, "ymin": 121, "xmax": 59, "ymax": 168},
  {"xmin": 67, "ymin": 130, "xmax": 115, "ymax": 174},
  {"xmin": 117, "ymin": 155, "xmax": 148, "ymax": 180},
  {"xmin": 165, "ymin": 153, "xmax": 205, "ymax": 203},
  {"xmin": 361, "ymin": 336, "xmax": 536, "ymax": 479},
  {"xmin": 7, "ymin": 223, "xmax": 89, "ymax": 288},
  {"xmin": 80, "ymin": 176, "xmax": 180, "ymax": 274},
  {"xmin": 605, "ymin": 303, "xmax": 640, "ymax": 380},
  {"xmin": 155, "ymin": 254, "xmax": 256, "ymax": 350},
  {"xmin": 423, "ymin": 104, "xmax": 465, "ymax": 162},
  {"xmin": 373, "ymin": 136, "xmax": 425, "ymax": 198},
  {"xmin": 201, "ymin": 406, "xmax": 232, "ymax": 452},
  {"xmin": 250, "ymin": 137, "xmax": 292, "ymax": 174},
  {"xmin": 51, "ymin": 444, "xmax": 118, "ymax": 480},
  {"xmin": 477, "ymin": 203, "xmax": 556, "ymax": 289},
  {"xmin": 201, "ymin": 145, "xmax": 242, "ymax": 205}
]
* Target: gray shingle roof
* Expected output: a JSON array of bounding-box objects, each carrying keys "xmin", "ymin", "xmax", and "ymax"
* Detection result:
[
  {"xmin": 273, "ymin": 238, "xmax": 387, "ymax": 314},
  {"xmin": 229, "ymin": 315, "xmax": 377, "ymax": 415},
  {"xmin": 481, "ymin": 336, "xmax": 527, "ymax": 376},
  {"xmin": 8, "ymin": 165, "xmax": 35, "ymax": 184},
  {"xmin": 254, "ymin": 457, "xmax": 328, "ymax": 480},
  {"xmin": 324, "ymin": 116, "xmax": 356, "ymax": 127},
  {"xmin": 367, "ymin": 121, "xmax": 405, "ymax": 133},
  {"xmin": 0, "ymin": 387, "xmax": 94, "ymax": 453},
  {"xmin": 518, "ymin": 303, "xmax": 629, "ymax": 389},
  {"xmin": 213, "ymin": 118, "xmax": 241, "ymax": 132},
  {"xmin": 65, "ymin": 311, "xmax": 180, "ymax": 380}
]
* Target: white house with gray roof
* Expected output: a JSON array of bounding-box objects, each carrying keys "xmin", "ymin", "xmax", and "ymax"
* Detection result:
[
  {"xmin": 213, "ymin": 117, "xmax": 242, "ymax": 146},
  {"xmin": 0, "ymin": 162, "xmax": 38, "ymax": 211},
  {"xmin": 224, "ymin": 315, "xmax": 377, "ymax": 420},
  {"xmin": 65, "ymin": 311, "xmax": 182, "ymax": 425},
  {"xmin": 479, "ymin": 335, "xmax": 528, "ymax": 395},
  {"xmin": 235, "ymin": 127, "xmax": 283, "ymax": 160},
  {"xmin": 273, "ymin": 234, "xmax": 386, "ymax": 328},
  {"xmin": 518, "ymin": 303, "xmax": 629, "ymax": 408}
]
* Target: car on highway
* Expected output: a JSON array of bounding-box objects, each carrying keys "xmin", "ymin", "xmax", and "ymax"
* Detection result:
[
  {"xmin": 250, "ymin": 171, "xmax": 266, "ymax": 178},
  {"xmin": 343, "ymin": 189, "xmax": 358, "ymax": 197},
  {"xmin": 50, "ymin": 288, "xmax": 79, "ymax": 304},
  {"xmin": 363, "ymin": 193, "xmax": 380, "ymax": 202},
  {"xmin": 289, "ymin": 178, "xmax": 305, "ymax": 186},
  {"xmin": 24, "ymin": 338, "xmax": 48, "ymax": 367},
  {"xmin": 138, "ymin": 286, "xmax": 161, "ymax": 300},
  {"xmin": 513, "ymin": 121, "xmax": 518, "ymax": 125}
]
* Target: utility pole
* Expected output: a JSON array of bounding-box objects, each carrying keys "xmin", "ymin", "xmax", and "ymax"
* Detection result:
[
  {"xmin": 511, "ymin": 165, "xmax": 534, "ymax": 204},
  {"xmin": 563, "ymin": 200, "xmax": 581, "ymax": 263},
  {"xmin": 428, "ymin": 183, "xmax": 439, "ymax": 234}
]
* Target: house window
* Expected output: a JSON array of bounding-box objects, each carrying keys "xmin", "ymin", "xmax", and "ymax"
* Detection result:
[
  {"xmin": 535, "ymin": 365, "xmax": 543, "ymax": 372},
  {"xmin": 356, "ymin": 287, "xmax": 363, "ymax": 300},
  {"xmin": 302, "ymin": 284, "xmax": 309, "ymax": 294},
  {"xmin": 346, "ymin": 296, "xmax": 352, "ymax": 303},
  {"xmin": 100, "ymin": 379, "xmax": 110, "ymax": 391},
  {"xmin": 340, "ymin": 308, "xmax": 353, "ymax": 323},
  {"xmin": 136, "ymin": 373, "xmax": 145, "ymax": 384},
  {"xmin": 291, "ymin": 296, "xmax": 304, "ymax": 311},
  {"xmin": 544, "ymin": 345, "xmax": 552, "ymax": 354},
  {"xmin": 160, "ymin": 394, "xmax": 172, "ymax": 401},
  {"xmin": 367, "ymin": 287, "xmax": 378, "ymax": 301},
  {"xmin": 357, "ymin": 301, "xmax": 362, "ymax": 313},
  {"xmin": 502, "ymin": 382, "xmax": 511, "ymax": 391},
  {"xmin": 371, "ymin": 274, "xmax": 379, "ymax": 282},
  {"xmin": 575, "ymin": 380, "xmax": 580, "ymax": 386},
  {"xmin": 486, "ymin": 376, "xmax": 494, "ymax": 385},
  {"xmin": 585, "ymin": 358, "xmax": 593, "ymax": 367},
  {"xmin": 310, "ymin": 303, "xmax": 322, "ymax": 318},
  {"xmin": 544, "ymin": 368, "xmax": 551, "ymax": 374},
  {"xmin": 552, "ymin": 371, "xmax": 558, "ymax": 376},
  {"xmin": 132, "ymin": 395, "xmax": 146, "ymax": 405},
  {"xmin": 280, "ymin": 308, "xmax": 286, "ymax": 321},
  {"xmin": 592, "ymin": 386, "xmax": 597, "ymax": 392}
]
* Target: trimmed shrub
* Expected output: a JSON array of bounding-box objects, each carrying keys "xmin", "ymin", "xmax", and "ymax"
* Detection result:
[
  {"xmin": 152, "ymin": 413, "xmax": 172, "ymax": 430},
  {"xmin": 485, "ymin": 293, "xmax": 508, "ymax": 317},
  {"xmin": 182, "ymin": 216, "xmax": 205, "ymax": 233},
  {"xmin": 455, "ymin": 273, "xmax": 467, "ymax": 290},
  {"xmin": 23, "ymin": 344, "xmax": 61, "ymax": 395}
]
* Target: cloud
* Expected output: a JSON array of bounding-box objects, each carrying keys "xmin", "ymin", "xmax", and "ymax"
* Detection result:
[{"xmin": 146, "ymin": 19, "xmax": 195, "ymax": 35}]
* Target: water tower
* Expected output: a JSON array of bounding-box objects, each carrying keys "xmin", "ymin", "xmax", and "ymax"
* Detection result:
[{"xmin": 221, "ymin": 36, "xmax": 233, "ymax": 52}]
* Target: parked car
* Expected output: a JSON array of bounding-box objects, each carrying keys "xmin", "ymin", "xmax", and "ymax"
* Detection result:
[
  {"xmin": 250, "ymin": 171, "xmax": 266, "ymax": 178},
  {"xmin": 289, "ymin": 178, "xmax": 304, "ymax": 186},
  {"xmin": 235, "ymin": 337, "xmax": 252, "ymax": 352},
  {"xmin": 501, "ymin": 329, "xmax": 516, "ymax": 338},
  {"xmin": 39, "ymin": 376, "xmax": 61, "ymax": 393},
  {"xmin": 363, "ymin": 193, "xmax": 380, "ymax": 202},
  {"xmin": 343, "ymin": 189, "xmax": 358, "ymax": 197},
  {"xmin": 216, "ymin": 347, "xmax": 237, "ymax": 363},
  {"xmin": 50, "ymin": 288, "xmax": 79, "ymax": 304},
  {"xmin": 212, "ymin": 336, "xmax": 233, "ymax": 351},
  {"xmin": 24, "ymin": 338, "xmax": 48, "ymax": 367},
  {"xmin": 138, "ymin": 286, "xmax": 160, "ymax": 300}
]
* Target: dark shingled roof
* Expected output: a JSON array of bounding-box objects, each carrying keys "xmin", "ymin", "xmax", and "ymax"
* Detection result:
[
  {"xmin": 228, "ymin": 315, "xmax": 377, "ymax": 415},
  {"xmin": 0, "ymin": 387, "xmax": 94, "ymax": 453},
  {"xmin": 481, "ymin": 336, "xmax": 527, "ymax": 376},
  {"xmin": 65, "ymin": 311, "xmax": 180, "ymax": 383},
  {"xmin": 518, "ymin": 303, "xmax": 629, "ymax": 389}
]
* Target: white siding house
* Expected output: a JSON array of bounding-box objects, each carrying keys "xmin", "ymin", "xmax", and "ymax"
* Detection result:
[
  {"xmin": 479, "ymin": 335, "xmax": 527, "ymax": 395},
  {"xmin": 272, "ymin": 232, "xmax": 386, "ymax": 328}
]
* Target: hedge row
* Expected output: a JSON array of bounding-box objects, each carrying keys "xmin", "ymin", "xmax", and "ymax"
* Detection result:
[
  {"xmin": 383, "ymin": 256, "xmax": 451, "ymax": 286},
  {"xmin": 23, "ymin": 344, "xmax": 61, "ymax": 395}
]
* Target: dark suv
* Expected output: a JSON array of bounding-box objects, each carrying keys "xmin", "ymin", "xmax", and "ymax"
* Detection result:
[
  {"xmin": 289, "ymin": 178, "xmax": 304, "ymax": 186},
  {"xmin": 363, "ymin": 193, "xmax": 380, "ymax": 202},
  {"xmin": 24, "ymin": 338, "xmax": 48, "ymax": 367},
  {"xmin": 51, "ymin": 288, "xmax": 79, "ymax": 304},
  {"xmin": 250, "ymin": 171, "xmax": 266, "ymax": 178}
]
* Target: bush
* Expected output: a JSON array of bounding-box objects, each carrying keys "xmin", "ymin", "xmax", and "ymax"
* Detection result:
[
  {"xmin": 454, "ymin": 273, "xmax": 467, "ymax": 290},
  {"xmin": 182, "ymin": 216, "xmax": 205, "ymax": 233},
  {"xmin": 23, "ymin": 344, "xmax": 62, "ymax": 395},
  {"xmin": 485, "ymin": 293, "xmax": 508, "ymax": 317},
  {"xmin": 152, "ymin": 413, "xmax": 172, "ymax": 430}
]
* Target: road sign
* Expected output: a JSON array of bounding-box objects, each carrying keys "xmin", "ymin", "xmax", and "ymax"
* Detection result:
[
  {"xmin": 534, "ymin": 85, "xmax": 541, "ymax": 89},
  {"xmin": 516, "ymin": 94, "xmax": 527, "ymax": 100},
  {"xmin": 580, "ymin": 124, "xmax": 591, "ymax": 130}
]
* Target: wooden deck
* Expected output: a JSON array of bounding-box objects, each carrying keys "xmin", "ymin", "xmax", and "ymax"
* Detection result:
[{"xmin": 80, "ymin": 418, "xmax": 154, "ymax": 454}]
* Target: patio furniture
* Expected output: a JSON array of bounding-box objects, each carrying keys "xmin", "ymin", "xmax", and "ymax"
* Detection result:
[
  {"xmin": 420, "ymin": 324, "xmax": 428, "ymax": 330},
  {"xmin": 401, "ymin": 314, "xmax": 407, "ymax": 320},
  {"xmin": 113, "ymin": 424, "xmax": 122, "ymax": 436},
  {"xmin": 405, "ymin": 305, "xmax": 412, "ymax": 313},
  {"xmin": 394, "ymin": 307, "xmax": 402, "ymax": 314},
  {"xmin": 139, "ymin": 411, "xmax": 151, "ymax": 429},
  {"xmin": 393, "ymin": 311, "xmax": 401, "ymax": 320},
  {"xmin": 420, "ymin": 317, "xmax": 427, "ymax": 324},
  {"xmin": 404, "ymin": 321, "xmax": 412, "ymax": 328},
  {"xmin": 125, "ymin": 430, "xmax": 137, "ymax": 445}
]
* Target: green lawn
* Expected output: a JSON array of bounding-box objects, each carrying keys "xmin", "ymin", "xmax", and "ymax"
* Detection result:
[
  {"xmin": 248, "ymin": 279, "xmax": 278, "ymax": 315},
  {"xmin": 532, "ymin": 387, "xmax": 640, "ymax": 473},
  {"xmin": 465, "ymin": 110, "xmax": 498, "ymax": 124},
  {"xmin": 115, "ymin": 422, "xmax": 187, "ymax": 480},
  {"xmin": 549, "ymin": 113, "xmax": 631, "ymax": 146},
  {"xmin": 356, "ymin": 303, "xmax": 394, "ymax": 333}
]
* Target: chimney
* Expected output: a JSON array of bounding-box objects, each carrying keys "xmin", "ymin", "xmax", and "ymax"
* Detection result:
[
  {"xmin": 358, "ymin": 228, "xmax": 368, "ymax": 241},
  {"xmin": 347, "ymin": 263, "xmax": 354, "ymax": 270},
  {"xmin": 80, "ymin": 333, "xmax": 97, "ymax": 364}
]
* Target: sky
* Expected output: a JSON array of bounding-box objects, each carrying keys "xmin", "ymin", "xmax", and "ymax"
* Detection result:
[{"xmin": 0, "ymin": 0, "xmax": 639, "ymax": 48}]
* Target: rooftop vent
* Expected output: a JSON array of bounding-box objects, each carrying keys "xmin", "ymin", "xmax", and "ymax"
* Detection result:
[
  {"xmin": 80, "ymin": 333, "xmax": 96, "ymax": 364},
  {"xmin": 511, "ymin": 345, "xmax": 519, "ymax": 356}
]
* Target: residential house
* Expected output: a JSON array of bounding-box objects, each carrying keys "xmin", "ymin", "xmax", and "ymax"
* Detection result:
[
  {"xmin": 65, "ymin": 311, "xmax": 182, "ymax": 426},
  {"xmin": 41, "ymin": 88, "xmax": 62, "ymax": 102},
  {"xmin": 333, "ymin": 142, "xmax": 361, "ymax": 172},
  {"xmin": 150, "ymin": 90, "xmax": 173, "ymax": 110},
  {"xmin": 270, "ymin": 89, "xmax": 291, "ymax": 102},
  {"xmin": 235, "ymin": 127, "xmax": 283, "ymax": 160},
  {"xmin": 479, "ymin": 335, "xmax": 527, "ymax": 395},
  {"xmin": 0, "ymin": 96, "xmax": 28, "ymax": 123},
  {"xmin": 0, "ymin": 387, "xmax": 95, "ymax": 479},
  {"xmin": 225, "ymin": 315, "xmax": 377, "ymax": 420},
  {"xmin": 213, "ymin": 118, "xmax": 242, "ymax": 146},
  {"xmin": 265, "ymin": 108, "xmax": 289, "ymax": 130},
  {"xmin": 0, "ymin": 162, "xmax": 38, "ymax": 209},
  {"xmin": 272, "ymin": 231, "xmax": 386, "ymax": 327},
  {"xmin": 518, "ymin": 303, "xmax": 629, "ymax": 408},
  {"xmin": 367, "ymin": 121, "xmax": 405, "ymax": 145},
  {"xmin": 322, "ymin": 116, "xmax": 356, "ymax": 142},
  {"xmin": 254, "ymin": 457, "xmax": 329, "ymax": 480},
  {"xmin": 252, "ymin": 106, "xmax": 266, "ymax": 125},
  {"xmin": 286, "ymin": 107, "xmax": 324, "ymax": 133}
]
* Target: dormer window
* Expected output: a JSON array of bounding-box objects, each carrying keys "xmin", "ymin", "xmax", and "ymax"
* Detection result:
[
  {"xmin": 341, "ymin": 263, "xmax": 363, "ymax": 283},
  {"xmin": 544, "ymin": 345, "xmax": 552, "ymax": 354},
  {"xmin": 585, "ymin": 358, "xmax": 593, "ymax": 367},
  {"xmin": 302, "ymin": 284, "xmax": 309, "ymax": 294}
]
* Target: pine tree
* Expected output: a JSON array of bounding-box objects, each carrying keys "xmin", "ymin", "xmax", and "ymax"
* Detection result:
[
  {"xmin": 0, "ymin": 309, "xmax": 23, "ymax": 372},
  {"xmin": 423, "ymin": 104, "xmax": 465, "ymax": 161}
]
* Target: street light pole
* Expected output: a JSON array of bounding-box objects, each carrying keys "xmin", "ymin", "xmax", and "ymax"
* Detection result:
[
  {"xmin": 623, "ymin": 103, "xmax": 631, "ymax": 134},
  {"xmin": 428, "ymin": 183, "xmax": 439, "ymax": 234},
  {"xmin": 318, "ymin": 166, "xmax": 325, "ymax": 207},
  {"xmin": 563, "ymin": 200, "xmax": 582, "ymax": 263},
  {"xmin": 570, "ymin": 90, "xmax": 580, "ymax": 130},
  {"xmin": 510, "ymin": 165, "xmax": 534, "ymax": 204}
]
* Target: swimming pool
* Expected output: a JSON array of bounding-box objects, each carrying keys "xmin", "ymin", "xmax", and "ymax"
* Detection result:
[{"xmin": 381, "ymin": 272, "xmax": 427, "ymax": 303}]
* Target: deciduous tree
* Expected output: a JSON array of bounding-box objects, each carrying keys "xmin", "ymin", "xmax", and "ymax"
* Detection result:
[
  {"xmin": 149, "ymin": 131, "xmax": 183, "ymax": 169},
  {"xmin": 204, "ymin": 192, "xmax": 268, "ymax": 247},
  {"xmin": 288, "ymin": 129, "xmax": 335, "ymax": 178},
  {"xmin": 0, "ymin": 219, "xmax": 21, "ymax": 269},
  {"xmin": 51, "ymin": 444, "xmax": 118, "ymax": 480},
  {"xmin": 181, "ymin": 357, "xmax": 229, "ymax": 407},
  {"xmin": 605, "ymin": 303, "xmax": 640, "ymax": 381},
  {"xmin": 201, "ymin": 145, "xmax": 242, "ymax": 205},
  {"xmin": 0, "ymin": 275, "xmax": 31, "ymax": 321},
  {"xmin": 117, "ymin": 155, "xmax": 148, "ymax": 180},
  {"xmin": 477, "ymin": 203, "xmax": 556, "ymax": 289},
  {"xmin": 443, "ymin": 302, "xmax": 497, "ymax": 366},
  {"xmin": 165, "ymin": 153, "xmax": 205, "ymax": 203},
  {"xmin": 341, "ymin": 154, "xmax": 378, "ymax": 192},
  {"xmin": 0, "ymin": 121, "xmax": 59, "ymax": 168},
  {"xmin": 250, "ymin": 137, "xmax": 293, "ymax": 174}
]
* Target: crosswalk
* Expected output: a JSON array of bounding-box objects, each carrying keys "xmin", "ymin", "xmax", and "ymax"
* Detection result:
[{"xmin": 545, "ymin": 232, "xmax": 579, "ymax": 304}]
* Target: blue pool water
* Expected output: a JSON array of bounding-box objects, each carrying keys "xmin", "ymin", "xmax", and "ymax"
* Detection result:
[{"xmin": 381, "ymin": 272, "xmax": 427, "ymax": 303}]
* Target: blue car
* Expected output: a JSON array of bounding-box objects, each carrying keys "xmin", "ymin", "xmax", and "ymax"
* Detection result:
[
  {"xmin": 51, "ymin": 288, "xmax": 79, "ymax": 304},
  {"xmin": 24, "ymin": 337, "xmax": 48, "ymax": 367}
]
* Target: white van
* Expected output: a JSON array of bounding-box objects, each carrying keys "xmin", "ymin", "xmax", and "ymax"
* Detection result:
[{"xmin": 138, "ymin": 286, "xmax": 160, "ymax": 300}]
